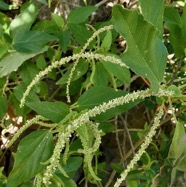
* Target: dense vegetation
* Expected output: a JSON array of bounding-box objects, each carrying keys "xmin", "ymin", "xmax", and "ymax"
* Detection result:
[{"xmin": 0, "ymin": 0, "xmax": 186, "ymax": 186}]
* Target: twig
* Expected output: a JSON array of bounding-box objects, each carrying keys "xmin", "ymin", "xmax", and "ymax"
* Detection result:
[
  {"xmin": 95, "ymin": 0, "xmax": 110, "ymax": 7},
  {"xmin": 115, "ymin": 116, "xmax": 124, "ymax": 160},
  {"xmin": 119, "ymin": 114, "xmax": 135, "ymax": 156}
]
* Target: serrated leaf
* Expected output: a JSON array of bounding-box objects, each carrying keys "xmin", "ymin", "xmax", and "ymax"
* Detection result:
[
  {"xmin": 0, "ymin": 47, "xmax": 48, "ymax": 78},
  {"xmin": 67, "ymin": 6, "xmax": 97, "ymax": 24},
  {"xmin": 7, "ymin": 130, "xmax": 54, "ymax": 187},
  {"xmin": 139, "ymin": 0, "xmax": 164, "ymax": 37},
  {"xmin": 112, "ymin": 5, "xmax": 167, "ymax": 92},
  {"xmin": 10, "ymin": 2, "xmax": 38, "ymax": 37},
  {"xmin": 13, "ymin": 31, "xmax": 57, "ymax": 53},
  {"xmin": 27, "ymin": 101, "xmax": 70, "ymax": 123}
]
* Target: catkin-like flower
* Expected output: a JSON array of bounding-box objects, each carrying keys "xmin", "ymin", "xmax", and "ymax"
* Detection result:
[
  {"xmin": 114, "ymin": 106, "xmax": 164, "ymax": 187},
  {"xmin": 43, "ymin": 132, "xmax": 66, "ymax": 185},
  {"xmin": 35, "ymin": 174, "xmax": 42, "ymax": 187},
  {"xmin": 66, "ymin": 25, "xmax": 114, "ymax": 103},
  {"xmin": 20, "ymin": 52, "xmax": 128, "ymax": 108},
  {"xmin": 41, "ymin": 87, "xmax": 173, "ymax": 184}
]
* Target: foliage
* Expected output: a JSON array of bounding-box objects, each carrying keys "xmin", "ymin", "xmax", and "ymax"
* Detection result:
[{"xmin": 0, "ymin": 0, "xmax": 186, "ymax": 187}]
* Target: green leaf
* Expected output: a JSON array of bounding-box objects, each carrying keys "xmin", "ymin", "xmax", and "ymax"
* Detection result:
[
  {"xmin": 33, "ymin": 20, "xmax": 59, "ymax": 33},
  {"xmin": 14, "ymin": 83, "xmax": 40, "ymax": 104},
  {"xmin": 60, "ymin": 156, "xmax": 83, "ymax": 178},
  {"xmin": 101, "ymin": 30, "xmax": 112, "ymax": 51},
  {"xmin": 52, "ymin": 13, "xmax": 64, "ymax": 28},
  {"xmin": 0, "ymin": 47, "xmax": 48, "ymax": 78},
  {"xmin": 36, "ymin": 55, "xmax": 47, "ymax": 70},
  {"xmin": 102, "ymin": 61, "xmax": 130, "ymax": 84},
  {"xmin": 9, "ymin": 2, "xmax": 38, "ymax": 37},
  {"xmin": 168, "ymin": 122, "xmax": 186, "ymax": 171},
  {"xmin": 139, "ymin": 0, "xmax": 164, "ymax": 37},
  {"xmin": 92, "ymin": 62, "xmax": 109, "ymax": 86},
  {"xmin": 0, "ymin": 37, "xmax": 9, "ymax": 59},
  {"xmin": 0, "ymin": 1, "xmax": 9, "ymax": 10},
  {"xmin": 27, "ymin": 101, "xmax": 70, "ymax": 123},
  {"xmin": 7, "ymin": 130, "xmax": 54, "ymax": 187},
  {"xmin": 99, "ymin": 122, "xmax": 114, "ymax": 133},
  {"xmin": 13, "ymin": 31, "xmax": 57, "ymax": 53},
  {"xmin": 36, "ymin": 0, "xmax": 47, "ymax": 5},
  {"xmin": 56, "ymin": 30, "xmax": 71, "ymax": 52},
  {"xmin": 0, "ymin": 93, "xmax": 8, "ymax": 119},
  {"xmin": 164, "ymin": 6, "xmax": 186, "ymax": 57},
  {"xmin": 57, "ymin": 59, "xmax": 89, "ymax": 85},
  {"xmin": 67, "ymin": 6, "xmax": 97, "ymax": 24},
  {"xmin": 112, "ymin": 5, "xmax": 167, "ymax": 92},
  {"xmin": 68, "ymin": 24, "xmax": 93, "ymax": 46},
  {"xmin": 19, "ymin": 62, "xmax": 39, "ymax": 84}
]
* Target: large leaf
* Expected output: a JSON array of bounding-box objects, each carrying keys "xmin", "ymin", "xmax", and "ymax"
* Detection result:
[
  {"xmin": 67, "ymin": 6, "xmax": 97, "ymax": 24},
  {"xmin": 7, "ymin": 130, "xmax": 54, "ymax": 187},
  {"xmin": 27, "ymin": 101, "xmax": 70, "ymax": 123},
  {"xmin": 164, "ymin": 6, "xmax": 186, "ymax": 57},
  {"xmin": 13, "ymin": 31, "xmax": 57, "ymax": 53},
  {"xmin": 9, "ymin": 2, "xmax": 38, "ymax": 37},
  {"xmin": 139, "ymin": 0, "xmax": 164, "ymax": 37},
  {"xmin": 112, "ymin": 5, "xmax": 167, "ymax": 92},
  {"xmin": 0, "ymin": 47, "xmax": 47, "ymax": 77}
]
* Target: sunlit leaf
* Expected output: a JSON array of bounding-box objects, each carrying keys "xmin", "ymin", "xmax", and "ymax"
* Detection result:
[
  {"xmin": 10, "ymin": 2, "xmax": 38, "ymax": 37},
  {"xmin": 0, "ymin": 47, "xmax": 48, "ymax": 77},
  {"xmin": 112, "ymin": 5, "xmax": 167, "ymax": 92}
]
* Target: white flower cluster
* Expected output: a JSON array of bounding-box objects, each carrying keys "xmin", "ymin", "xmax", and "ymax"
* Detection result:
[
  {"xmin": 43, "ymin": 132, "xmax": 66, "ymax": 185},
  {"xmin": 66, "ymin": 25, "xmax": 114, "ymax": 103},
  {"xmin": 20, "ymin": 52, "xmax": 128, "ymax": 108}
]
